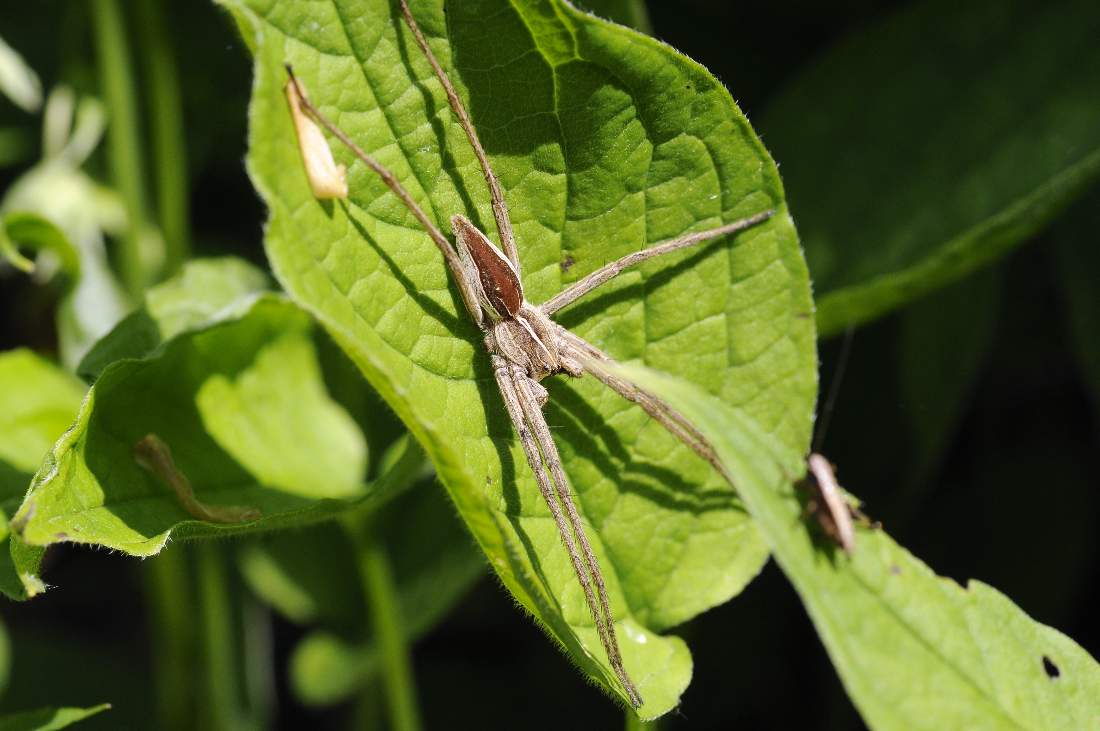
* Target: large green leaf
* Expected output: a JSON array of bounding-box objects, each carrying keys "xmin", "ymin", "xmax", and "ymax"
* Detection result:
[
  {"xmin": 761, "ymin": 0, "xmax": 1100, "ymax": 337},
  {"xmin": 0, "ymin": 705, "xmax": 110, "ymax": 731},
  {"xmin": 8, "ymin": 293, "xmax": 369, "ymax": 596},
  {"xmin": 225, "ymin": 0, "xmax": 815, "ymax": 714},
  {"xmin": 612, "ymin": 362, "xmax": 1100, "ymax": 730},
  {"xmin": 0, "ymin": 349, "xmax": 87, "ymax": 599}
]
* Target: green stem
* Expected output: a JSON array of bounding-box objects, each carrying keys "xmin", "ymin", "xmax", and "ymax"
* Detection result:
[
  {"xmin": 144, "ymin": 548, "xmax": 196, "ymax": 731},
  {"xmin": 348, "ymin": 521, "xmax": 422, "ymax": 731},
  {"xmin": 239, "ymin": 588, "xmax": 274, "ymax": 730},
  {"xmin": 134, "ymin": 0, "xmax": 190, "ymax": 276},
  {"xmin": 351, "ymin": 680, "xmax": 384, "ymax": 731},
  {"xmin": 196, "ymin": 543, "xmax": 244, "ymax": 731},
  {"xmin": 91, "ymin": 0, "xmax": 149, "ymax": 299}
]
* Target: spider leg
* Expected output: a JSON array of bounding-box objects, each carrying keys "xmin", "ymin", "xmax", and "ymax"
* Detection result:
[
  {"xmin": 283, "ymin": 67, "xmax": 485, "ymax": 328},
  {"xmin": 397, "ymin": 0, "xmax": 520, "ymax": 271},
  {"xmin": 491, "ymin": 358, "xmax": 641, "ymax": 706},
  {"xmin": 511, "ymin": 370, "xmax": 642, "ymax": 708},
  {"xmin": 556, "ymin": 326, "xmax": 733, "ymax": 485},
  {"xmin": 541, "ymin": 209, "xmax": 774, "ymax": 316}
]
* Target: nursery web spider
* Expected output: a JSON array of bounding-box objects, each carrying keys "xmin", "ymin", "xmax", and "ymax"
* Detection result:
[{"xmin": 284, "ymin": 0, "xmax": 774, "ymax": 707}]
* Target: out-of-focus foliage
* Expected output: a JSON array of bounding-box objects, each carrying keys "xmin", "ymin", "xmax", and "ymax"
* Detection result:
[
  {"xmin": 0, "ymin": 704, "xmax": 110, "ymax": 731},
  {"xmin": 609, "ymin": 362, "xmax": 1100, "ymax": 731},
  {"xmin": 762, "ymin": 0, "xmax": 1100, "ymax": 336}
]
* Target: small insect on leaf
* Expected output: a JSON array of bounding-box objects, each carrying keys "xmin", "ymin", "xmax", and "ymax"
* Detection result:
[
  {"xmin": 284, "ymin": 71, "xmax": 348, "ymax": 200},
  {"xmin": 135, "ymin": 434, "xmax": 261, "ymax": 523},
  {"xmin": 805, "ymin": 453, "xmax": 856, "ymax": 554}
]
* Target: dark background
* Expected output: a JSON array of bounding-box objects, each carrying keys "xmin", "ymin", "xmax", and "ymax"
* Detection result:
[{"xmin": 1, "ymin": 1, "xmax": 1096, "ymax": 729}]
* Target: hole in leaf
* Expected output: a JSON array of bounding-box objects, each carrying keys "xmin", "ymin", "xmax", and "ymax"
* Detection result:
[{"xmin": 1042, "ymin": 655, "xmax": 1060, "ymax": 679}]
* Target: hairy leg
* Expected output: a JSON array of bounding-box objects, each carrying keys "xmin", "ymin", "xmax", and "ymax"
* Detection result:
[
  {"xmin": 541, "ymin": 210, "xmax": 773, "ymax": 316},
  {"xmin": 512, "ymin": 371, "xmax": 642, "ymax": 707},
  {"xmin": 283, "ymin": 67, "xmax": 485, "ymax": 327},
  {"xmin": 397, "ymin": 0, "xmax": 520, "ymax": 270},
  {"xmin": 491, "ymin": 359, "xmax": 637, "ymax": 704},
  {"xmin": 556, "ymin": 326, "xmax": 733, "ymax": 485}
]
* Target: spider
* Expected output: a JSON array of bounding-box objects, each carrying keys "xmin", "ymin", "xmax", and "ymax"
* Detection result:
[{"xmin": 283, "ymin": 0, "xmax": 774, "ymax": 707}]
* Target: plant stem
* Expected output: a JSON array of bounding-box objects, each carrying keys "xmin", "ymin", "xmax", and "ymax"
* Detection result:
[
  {"xmin": 144, "ymin": 547, "xmax": 196, "ymax": 731},
  {"xmin": 239, "ymin": 586, "xmax": 275, "ymax": 730},
  {"xmin": 196, "ymin": 542, "xmax": 246, "ymax": 731},
  {"xmin": 348, "ymin": 521, "xmax": 422, "ymax": 731},
  {"xmin": 134, "ymin": 0, "xmax": 190, "ymax": 276},
  {"xmin": 91, "ymin": 0, "xmax": 149, "ymax": 299},
  {"xmin": 351, "ymin": 680, "xmax": 384, "ymax": 731}
]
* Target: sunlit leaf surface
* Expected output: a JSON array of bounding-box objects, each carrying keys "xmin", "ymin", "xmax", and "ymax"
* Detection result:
[
  {"xmin": 612, "ymin": 362, "xmax": 1100, "ymax": 730},
  {"xmin": 224, "ymin": 0, "xmax": 815, "ymax": 714}
]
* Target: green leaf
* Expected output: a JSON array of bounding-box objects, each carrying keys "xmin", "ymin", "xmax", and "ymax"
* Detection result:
[
  {"xmin": 78, "ymin": 257, "xmax": 269, "ymax": 380},
  {"xmin": 609, "ymin": 362, "xmax": 1100, "ymax": 730},
  {"xmin": 241, "ymin": 434, "xmax": 479, "ymax": 707},
  {"xmin": 315, "ymin": 332, "xmax": 409, "ymax": 473},
  {"xmin": 0, "ymin": 212, "xmax": 83, "ymax": 281},
  {"xmin": 8, "ymin": 294, "xmax": 369, "ymax": 595},
  {"xmin": 0, "ymin": 349, "xmax": 87, "ymax": 600},
  {"xmin": 0, "ymin": 704, "xmax": 110, "ymax": 731},
  {"xmin": 0, "ymin": 350, "xmax": 86, "ymax": 500},
  {"xmin": 761, "ymin": 0, "xmax": 1100, "ymax": 337},
  {"xmin": 226, "ymin": 0, "xmax": 815, "ymax": 714},
  {"xmin": 0, "ymin": 220, "xmax": 34, "ymax": 272}
]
